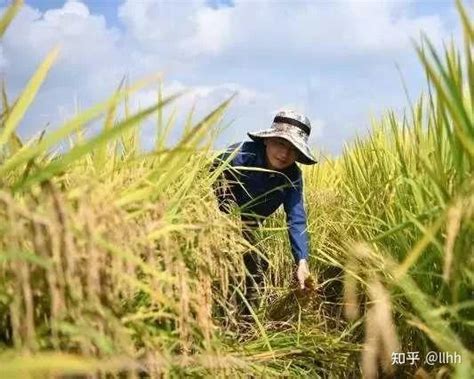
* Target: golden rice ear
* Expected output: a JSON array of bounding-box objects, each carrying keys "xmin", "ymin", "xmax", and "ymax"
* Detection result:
[
  {"xmin": 343, "ymin": 254, "xmax": 360, "ymax": 321},
  {"xmin": 343, "ymin": 272, "xmax": 359, "ymax": 321},
  {"xmin": 414, "ymin": 367, "xmax": 430, "ymax": 379},
  {"xmin": 364, "ymin": 277, "xmax": 399, "ymax": 377},
  {"xmin": 434, "ymin": 366, "xmax": 451, "ymax": 378},
  {"xmin": 361, "ymin": 306, "xmax": 379, "ymax": 379},
  {"xmin": 352, "ymin": 242, "xmax": 373, "ymax": 264},
  {"xmin": 443, "ymin": 199, "xmax": 463, "ymax": 283},
  {"xmin": 373, "ymin": 281, "xmax": 399, "ymax": 374}
]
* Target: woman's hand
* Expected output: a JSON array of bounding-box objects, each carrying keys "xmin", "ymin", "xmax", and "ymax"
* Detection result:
[{"xmin": 297, "ymin": 259, "xmax": 310, "ymax": 289}]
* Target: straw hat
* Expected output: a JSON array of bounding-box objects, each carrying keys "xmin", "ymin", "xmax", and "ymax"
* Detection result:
[{"xmin": 247, "ymin": 110, "xmax": 317, "ymax": 165}]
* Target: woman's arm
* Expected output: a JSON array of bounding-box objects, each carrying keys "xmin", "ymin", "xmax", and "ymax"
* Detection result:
[
  {"xmin": 283, "ymin": 174, "xmax": 311, "ymax": 288},
  {"xmin": 283, "ymin": 175, "xmax": 310, "ymax": 262}
]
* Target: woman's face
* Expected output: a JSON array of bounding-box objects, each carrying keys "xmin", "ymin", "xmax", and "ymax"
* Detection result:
[{"xmin": 264, "ymin": 137, "xmax": 298, "ymax": 170}]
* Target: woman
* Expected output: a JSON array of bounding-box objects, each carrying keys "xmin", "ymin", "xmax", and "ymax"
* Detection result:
[{"xmin": 211, "ymin": 110, "xmax": 317, "ymax": 315}]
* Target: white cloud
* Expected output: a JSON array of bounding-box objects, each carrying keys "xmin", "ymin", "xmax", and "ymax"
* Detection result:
[
  {"xmin": 1, "ymin": 1, "xmax": 269, "ymax": 144},
  {"xmin": 179, "ymin": 6, "xmax": 233, "ymax": 55},
  {"xmin": 116, "ymin": 0, "xmax": 448, "ymax": 62},
  {"xmin": 117, "ymin": 0, "xmax": 206, "ymax": 56},
  {"xmin": 3, "ymin": 1, "xmax": 121, "ymax": 88},
  {"xmin": 0, "ymin": 0, "xmax": 458, "ymax": 155}
]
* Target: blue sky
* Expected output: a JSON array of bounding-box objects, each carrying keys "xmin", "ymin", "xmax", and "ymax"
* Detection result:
[{"xmin": 0, "ymin": 0, "xmax": 461, "ymax": 157}]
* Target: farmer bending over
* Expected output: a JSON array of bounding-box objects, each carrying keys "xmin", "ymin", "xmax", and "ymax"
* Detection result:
[{"xmin": 211, "ymin": 110, "xmax": 317, "ymax": 315}]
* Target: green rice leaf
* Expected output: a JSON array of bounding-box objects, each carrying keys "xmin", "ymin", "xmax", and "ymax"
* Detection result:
[
  {"xmin": 0, "ymin": 47, "xmax": 59, "ymax": 149},
  {"xmin": 12, "ymin": 92, "xmax": 182, "ymax": 192},
  {"xmin": 0, "ymin": 73, "xmax": 163, "ymax": 177},
  {"xmin": 0, "ymin": 0, "xmax": 23, "ymax": 38}
]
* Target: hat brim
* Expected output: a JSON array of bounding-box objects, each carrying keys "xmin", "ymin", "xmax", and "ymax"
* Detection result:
[{"xmin": 247, "ymin": 130, "xmax": 317, "ymax": 165}]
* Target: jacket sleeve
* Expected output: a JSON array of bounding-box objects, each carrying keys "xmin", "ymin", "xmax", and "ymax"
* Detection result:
[
  {"xmin": 283, "ymin": 174, "xmax": 310, "ymax": 263},
  {"xmin": 210, "ymin": 143, "xmax": 242, "ymax": 213}
]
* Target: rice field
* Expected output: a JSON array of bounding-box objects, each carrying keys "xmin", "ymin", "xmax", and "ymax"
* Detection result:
[{"xmin": 0, "ymin": 0, "xmax": 472, "ymax": 378}]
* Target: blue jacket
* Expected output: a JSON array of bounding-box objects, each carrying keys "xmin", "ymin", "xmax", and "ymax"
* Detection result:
[{"xmin": 211, "ymin": 140, "xmax": 310, "ymax": 263}]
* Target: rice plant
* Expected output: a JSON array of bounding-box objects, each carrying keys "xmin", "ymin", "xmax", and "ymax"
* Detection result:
[
  {"xmin": 302, "ymin": 1, "xmax": 473, "ymax": 377},
  {"xmin": 0, "ymin": 0, "xmax": 472, "ymax": 378}
]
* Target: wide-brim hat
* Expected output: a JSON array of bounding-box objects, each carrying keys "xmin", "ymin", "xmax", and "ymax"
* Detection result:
[{"xmin": 247, "ymin": 110, "xmax": 317, "ymax": 165}]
